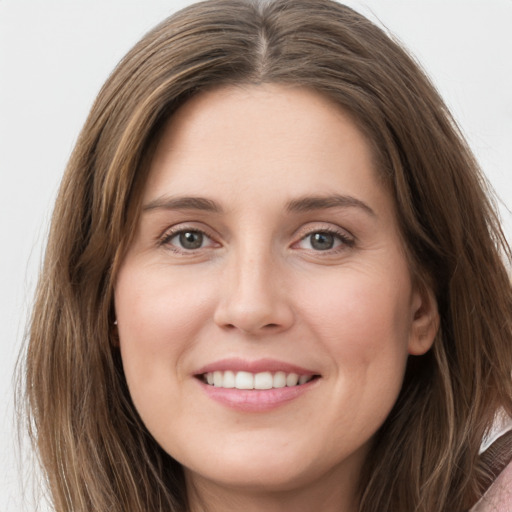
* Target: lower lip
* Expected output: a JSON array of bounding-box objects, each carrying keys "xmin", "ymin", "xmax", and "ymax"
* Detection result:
[{"xmin": 197, "ymin": 378, "xmax": 319, "ymax": 412}]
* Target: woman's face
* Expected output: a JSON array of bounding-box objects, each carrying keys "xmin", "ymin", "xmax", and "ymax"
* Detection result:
[{"xmin": 115, "ymin": 85, "xmax": 437, "ymax": 497}]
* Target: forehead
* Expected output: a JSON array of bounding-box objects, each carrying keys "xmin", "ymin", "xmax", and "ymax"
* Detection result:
[{"xmin": 144, "ymin": 84, "xmax": 384, "ymax": 206}]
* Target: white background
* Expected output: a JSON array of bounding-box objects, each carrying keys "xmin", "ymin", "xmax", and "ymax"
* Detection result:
[{"xmin": 1, "ymin": 1, "xmax": 511, "ymax": 510}]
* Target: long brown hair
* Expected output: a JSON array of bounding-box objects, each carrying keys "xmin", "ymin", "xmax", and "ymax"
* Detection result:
[{"xmin": 22, "ymin": 1, "xmax": 512, "ymax": 510}]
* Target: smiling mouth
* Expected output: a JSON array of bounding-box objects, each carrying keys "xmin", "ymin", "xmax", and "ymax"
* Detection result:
[{"xmin": 199, "ymin": 370, "xmax": 319, "ymax": 390}]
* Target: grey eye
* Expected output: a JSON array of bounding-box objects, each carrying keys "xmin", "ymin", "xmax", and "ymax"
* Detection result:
[
  {"xmin": 309, "ymin": 232, "xmax": 335, "ymax": 250},
  {"xmin": 179, "ymin": 231, "xmax": 204, "ymax": 249}
]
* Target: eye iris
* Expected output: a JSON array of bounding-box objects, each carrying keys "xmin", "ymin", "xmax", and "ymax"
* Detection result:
[
  {"xmin": 179, "ymin": 231, "xmax": 203, "ymax": 249},
  {"xmin": 310, "ymin": 232, "xmax": 334, "ymax": 250}
]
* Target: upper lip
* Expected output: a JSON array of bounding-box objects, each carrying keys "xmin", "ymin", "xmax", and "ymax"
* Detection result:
[{"xmin": 195, "ymin": 358, "xmax": 318, "ymax": 376}]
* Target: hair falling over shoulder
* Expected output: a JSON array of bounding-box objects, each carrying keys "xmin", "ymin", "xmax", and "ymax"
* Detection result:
[{"xmin": 20, "ymin": 1, "xmax": 512, "ymax": 511}]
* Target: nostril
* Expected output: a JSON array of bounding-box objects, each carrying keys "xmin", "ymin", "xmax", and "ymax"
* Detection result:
[
  {"xmin": 221, "ymin": 322, "xmax": 280, "ymax": 333},
  {"xmin": 214, "ymin": 300, "xmax": 295, "ymax": 334}
]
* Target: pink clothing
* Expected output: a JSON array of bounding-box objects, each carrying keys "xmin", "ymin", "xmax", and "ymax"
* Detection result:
[{"xmin": 471, "ymin": 462, "xmax": 512, "ymax": 511}]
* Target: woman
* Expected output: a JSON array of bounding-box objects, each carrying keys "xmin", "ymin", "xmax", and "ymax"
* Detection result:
[{"xmin": 23, "ymin": 0, "xmax": 512, "ymax": 511}]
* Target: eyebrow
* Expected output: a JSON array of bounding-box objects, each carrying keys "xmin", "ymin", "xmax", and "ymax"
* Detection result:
[
  {"xmin": 142, "ymin": 193, "xmax": 375, "ymax": 217},
  {"xmin": 286, "ymin": 194, "xmax": 376, "ymax": 217},
  {"xmin": 143, "ymin": 195, "xmax": 223, "ymax": 213}
]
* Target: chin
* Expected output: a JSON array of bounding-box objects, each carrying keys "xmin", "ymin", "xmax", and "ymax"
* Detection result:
[
  {"xmin": 178, "ymin": 431, "xmax": 368, "ymax": 495},
  {"xmin": 185, "ymin": 456, "xmax": 317, "ymax": 493}
]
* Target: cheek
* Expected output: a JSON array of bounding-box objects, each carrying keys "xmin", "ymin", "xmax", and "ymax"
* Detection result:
[
  {"xmin": 295, "ymin": 268, "xmax": 412, "ymax": 412},
  {"xmin": 116, "ymin": 264, "xmax": 211, "ymax": 348},
  {"xmin": 300, "ymin": 269, "xmax": 412, "ymax": 354},
  {"xmin": 114, "ymin": 264, "xmax": 214, "ymax": 411}
]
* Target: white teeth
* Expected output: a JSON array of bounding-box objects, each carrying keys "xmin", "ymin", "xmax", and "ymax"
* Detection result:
[
  {"xmin": 286, "ymin": 372, "xmax": 299, "ymax": 387},
  {"xmin": 254, "ymin": 372, "xmax": 273, "ymax": 389},
  {"xmin": 235, "ymin": 371, "xmax": 254, "ymax": 389},
  {"xmin": 223, "ymin": 370, "xmax": 235, "ymax": 388},
  {"xmin": 213, "ymin": 371, "xmax": 223, "ymax": 387},
  {"xmin": 299, "ymin": 375, "xmax": 309, "ymax": 385},
  {"xmin": 273, "ymin": 371, "xmax": 286, "ymax": 388},
  {"xmin": 203, "ymin": 370, "xmax": 314, "ymax": 389}
]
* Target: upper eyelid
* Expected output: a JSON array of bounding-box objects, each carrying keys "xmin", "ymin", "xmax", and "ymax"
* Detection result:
[
  {"xmin": 293, "ymin": 222, "xmax": 355, "ymax": 241},
  {"xmin": 158, "ymin": 224, "xmax": 218, "ymax": 247},
  {"xmin": 159, "ymin": 222, "xmax": 214, "ymax": 238}
]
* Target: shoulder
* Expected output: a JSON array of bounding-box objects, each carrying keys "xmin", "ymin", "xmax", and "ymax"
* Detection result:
[
  {"xmin": 470, "ymin": 460, "xmax": 512, "ymax": 512},
  {"xmin": 471, "ymin": 421, "xmax": 512, "ymax": 512}
]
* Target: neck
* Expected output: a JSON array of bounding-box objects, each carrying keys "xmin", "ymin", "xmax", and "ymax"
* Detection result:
[{"xmin": 185, "ymin": 465, "xmax": 361, "ymax": 512}]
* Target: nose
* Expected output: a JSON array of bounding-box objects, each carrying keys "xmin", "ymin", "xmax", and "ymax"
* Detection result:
[{"xmin": 213, "ymin": 249, "xmax": 295, "ymax": 335}]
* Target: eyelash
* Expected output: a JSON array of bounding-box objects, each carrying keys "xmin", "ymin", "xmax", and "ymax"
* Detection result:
[
  {"xmin": 158, "ymin": 225, "xmax": 217, "ymax": 254},
  {"xmin": 158, "ymin": 225, "xmax": 355, "ymax": 255},
  {"xmin": 294, "ymin": 226, "xmax": 355, "ymax": 254}
]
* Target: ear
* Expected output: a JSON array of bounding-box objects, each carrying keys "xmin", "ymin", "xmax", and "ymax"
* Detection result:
[
  {"xmin": 110, "ymin": 318, "xmax": 120, "ymax": 348},
  {"xmin": 408, "ymin": 285, "xmax": 439, "ymax": 355}
]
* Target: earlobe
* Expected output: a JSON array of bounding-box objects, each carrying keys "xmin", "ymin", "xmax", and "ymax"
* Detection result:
[{"xmin": 408, "ymin": 286, "xmax": 439, "ymax": 355}]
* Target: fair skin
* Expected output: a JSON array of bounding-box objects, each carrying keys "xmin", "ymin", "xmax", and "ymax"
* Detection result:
[{"xmin": 115, "ymin": 84, "xmax": 438, "ymax": 512}]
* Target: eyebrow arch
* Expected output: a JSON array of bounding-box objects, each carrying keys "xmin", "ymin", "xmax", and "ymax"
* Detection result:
[
  {"xmin": 142, "ymin": 194, "xmax": 375, "ymax": 217},
  {"xmin": 143, "ymin": 195, "xmax": 223, "ymax": 213},
  {"xmin": 286, "ymin": 194, "xmax": 376, "ymax": 217}
]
